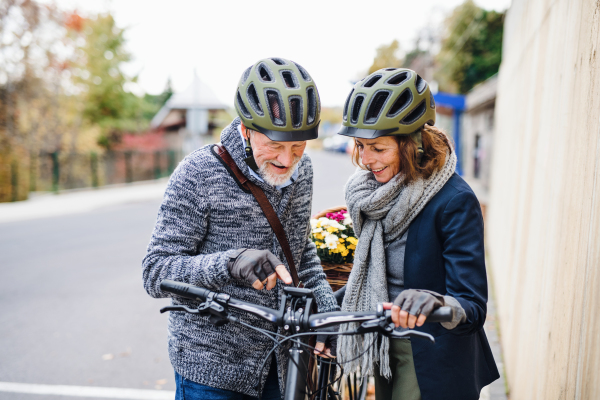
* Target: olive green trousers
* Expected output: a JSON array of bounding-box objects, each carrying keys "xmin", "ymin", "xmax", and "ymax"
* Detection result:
[{"xmin": 374, "ymin": 339, "xmax": 422, "ymax": 400}]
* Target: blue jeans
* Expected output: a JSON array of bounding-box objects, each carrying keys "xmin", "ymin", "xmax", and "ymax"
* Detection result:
[{"xmin": 175, "ymin": 360, "xmax": 281, "ymax": 400}]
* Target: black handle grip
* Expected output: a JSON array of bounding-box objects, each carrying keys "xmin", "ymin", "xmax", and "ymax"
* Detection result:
[
  {"xmin": 160, "ymin": 280, "xmax": 212, "ymax": 301},
  {"xmin": 426, "ymin": 306, "xmax": 454, "ymax": 323}
]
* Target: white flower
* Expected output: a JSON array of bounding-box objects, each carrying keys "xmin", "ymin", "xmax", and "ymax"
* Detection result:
[
  {"xmin": 317, "ymin": 217, "xmax": 331, "ymax": 227},
  {"xmin": 331, "ymin": 221, "xmax": 346, "ymax": 230},
  {"xmin": 341, "ymin": 234, "xmax": 348, "ymax": 238},
  {"xmin": 343, "ymin": 216, "xmax": 353, "ymax": 226},
  {"xmin": 310, "ymin": 219, "xmax": 318, "ymax": 229},
  {"xmin": 325, "ymin": 233, "xmax": 339, "ymax": 249}
]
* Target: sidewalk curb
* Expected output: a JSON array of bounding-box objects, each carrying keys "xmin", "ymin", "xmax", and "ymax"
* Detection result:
[{"xmin": 0, "ymin": 179, "xmax": 169, "ymax": 224}]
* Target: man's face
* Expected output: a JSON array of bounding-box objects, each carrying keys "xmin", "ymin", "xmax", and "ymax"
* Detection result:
[{"xmin": 241, "ymin": 123, "xmax": 306, "ymax": 186}]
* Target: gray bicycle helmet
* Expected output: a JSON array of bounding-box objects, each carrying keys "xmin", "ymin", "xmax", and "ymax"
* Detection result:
[{"xmin": 235, "ymin": 58, "xmax": 321, "ymax": 141}]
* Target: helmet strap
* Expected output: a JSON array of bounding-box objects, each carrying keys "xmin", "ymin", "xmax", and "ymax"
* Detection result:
[
  {"xmin": 410, "ymin": 130, "xmax": 424, "ymax": 164},
  {"xmin": 243, "ymin": 128, "xmax": 260, "ymax": 172}
]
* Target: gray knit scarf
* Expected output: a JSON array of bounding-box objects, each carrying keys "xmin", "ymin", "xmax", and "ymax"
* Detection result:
[{"xmin": 338, "ymin": 150, "xmax": 457, "ymax": 378}]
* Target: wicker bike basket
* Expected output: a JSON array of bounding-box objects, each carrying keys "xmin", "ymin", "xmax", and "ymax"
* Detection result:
[{"xmin": 313, "ymin": 205, "xmax": 354, "ymax": 292}]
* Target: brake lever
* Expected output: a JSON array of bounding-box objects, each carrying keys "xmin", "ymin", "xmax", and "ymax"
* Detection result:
[
  {"xmin": 160, "ymin": 293, "xmax": 230, "ymax": 326},
  {"xmin": 356, "ymin": 303, "xmax": 436, "ymax": 344},
  {"xmin": 160, "ymin": 305, "xmax": 199, "ymax": 314},
  {"xmin": 390, "ymin": 329, "xmax": 435, "ymax": 343}
]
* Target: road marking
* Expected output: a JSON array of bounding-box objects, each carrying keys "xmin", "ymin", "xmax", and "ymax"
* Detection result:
[{"xmin": 0, "ymin": 382, "xmax": 174, "ymax": 399}]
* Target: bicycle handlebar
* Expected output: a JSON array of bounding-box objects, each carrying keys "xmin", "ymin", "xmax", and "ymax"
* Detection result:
[
  {"xmin": 160, "ymin": 280, "xmax": 281, "ymax": 323},
  {"xmin": 160, "ymin": 280, "xmax": 453, "ymax": 328},
  {"xmin": 159, "ymin": 279, "xmax": 451, "ymax": 399},
  {"xmin": 160, "ymin": 279, "xmax": 212, "ymax": 301}
]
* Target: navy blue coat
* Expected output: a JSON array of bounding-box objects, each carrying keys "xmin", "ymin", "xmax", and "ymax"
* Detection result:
[{"xmin": 404, "ymin": 173, "xmax": 499, "ymax": 400}]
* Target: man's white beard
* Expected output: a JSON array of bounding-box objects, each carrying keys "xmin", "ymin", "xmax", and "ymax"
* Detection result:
[{"xmin": 258, "ymin": 157, "xmax": 301, "ymax": 187}]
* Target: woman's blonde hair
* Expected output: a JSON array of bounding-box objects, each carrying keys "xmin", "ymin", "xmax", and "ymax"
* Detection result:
[{"xmin": 351, "ymin": 124, "xmax": 453, "ymax": 185}]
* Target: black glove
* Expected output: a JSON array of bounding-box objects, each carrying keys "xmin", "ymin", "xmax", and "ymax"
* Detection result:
[
  {"xmin": 228, "ymin": 248, "xmax": 283, "ymax": 288},
  {"xmin": 315, "ymin": 326, "xmax": 338, "ymax": 357},
  {"xmin": 393, "ymin": 289, "xmax": 445, "ymax": 317}
]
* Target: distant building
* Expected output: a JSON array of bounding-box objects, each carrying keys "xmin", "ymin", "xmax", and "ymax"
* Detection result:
[
  {"xmin": 151, "ymin": 72, "xmax": 228, "ymax": 155},
  {"xmin": 461, "ymin": 75, "xmax": 497, "ymax": 199},
  {"xmin": 433, "ymin": 92, "xmax": 466, "ymax": 174}
]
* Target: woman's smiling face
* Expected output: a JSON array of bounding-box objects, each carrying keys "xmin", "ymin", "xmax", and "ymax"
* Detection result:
[{"xmin": 355, "ymin": 136, "xmax": 401, "ymax": 184}]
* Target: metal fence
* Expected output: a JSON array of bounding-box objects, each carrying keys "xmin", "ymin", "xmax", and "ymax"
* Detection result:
[{"xmin": 31, "ymin": 150, "xmax": 181, "ymax": 192}]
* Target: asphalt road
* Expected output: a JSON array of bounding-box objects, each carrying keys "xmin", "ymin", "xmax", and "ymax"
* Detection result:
[{"xmin": 0, "ymin": 149, "xmax": 356, "ymax": 400}]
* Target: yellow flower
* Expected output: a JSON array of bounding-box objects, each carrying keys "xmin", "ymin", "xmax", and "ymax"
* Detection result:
[
  {"xmin": 326, "ymin": 226, "xmax": 338, "ymax": 233},
  {"xmin": 339, "ymin": 238, "xmax": 345, "ymax": 243},
  {"xmin": 347, "ymin": 244, "xmax": 356, "ymax": 250}
]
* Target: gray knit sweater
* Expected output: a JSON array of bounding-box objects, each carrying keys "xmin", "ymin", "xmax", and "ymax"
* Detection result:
[{"xmin": 142, "ymin": 118, "xmax": 338, "ymax": 397}]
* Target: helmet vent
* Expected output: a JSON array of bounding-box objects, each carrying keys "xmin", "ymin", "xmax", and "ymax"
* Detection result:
[
  {"xmin": 364, "ymin": 91, "xmax": 390, "ymax": 124},
  {"xmin": 307, "ymin": 87, "xmax": 317, "ymax": 124},
  {"xmin": 281, "ymin": 71, "xmax": 298, "ymax": 88},
  {"xmin": 266, "ymin": 90, "xmax": 285, "ymax": 126},
  {"xmin": 386, "ymin": 72, "xmax": 410, "ymax": 85},
  {"xmin": 415, "ymin": 74, "xmax": 427, "ymax": 93},
  {"xmin": 270, "ymin": 58, "xmax": 287, "ymax": 65},
  {"xmin": 289, "ymin": 96, "xmax": 303, "ymax": 128},
  {"xmin": 385, "ymin": 68, "xmax": 397, "ymax": 71},
  {"xmin": 363, "ymin": 75, "xmax": 382, "ymax": 88},
  {"xmin": 293, "ymin": 62, "xmax": 311, "ymax": 81},
  {"xmin": 241, "ymin": 66, "xmax": 252, "ymax": 84},
  {"xmin": 237, "ymin": 90, "xmax": 252, "ymax": 119},
  {"xmin": 387, "ymin": 89, "xmax": 412, "ymax": 117},
  {"xmin": 430, "ymin": 92, "xmax": 435, "ymax": 108},
  {"xmin": 401, "ymin": 100, "xmax": 426, "ymax": 125},
  {"xmin": 258, "ymin": 63, "xmax": 273, "ymax": 82},
  {"xmin": 351, "ymin": 95, "xmax": 365, "ymax": 124},
  {"xmin": 343, "ymin": 89, "xmax": 354, "ymax": 122},
  {"xmin": 247, "ymin": 84, "xmax": 264, "ymax": 115}
]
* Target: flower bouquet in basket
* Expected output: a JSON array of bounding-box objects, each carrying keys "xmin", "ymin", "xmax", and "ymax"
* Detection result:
[{"xmin": 310, "ymin": 206, "xmax": 357, "ymax": 291}]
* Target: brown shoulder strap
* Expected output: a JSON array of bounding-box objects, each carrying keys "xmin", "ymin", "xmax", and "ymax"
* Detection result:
[{"xmin": 214, "ymin": 144, "xmax": 301, "ymax": 287}]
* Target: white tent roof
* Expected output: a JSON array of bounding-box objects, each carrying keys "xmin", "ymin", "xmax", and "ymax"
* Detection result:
[{"xmin": 151, "ymin": 72, "xmax": 228, "ymax": 128}]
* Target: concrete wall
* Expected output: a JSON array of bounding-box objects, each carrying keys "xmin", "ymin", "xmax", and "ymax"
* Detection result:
[{"xmin": 487, "ymin": 0, "xmax": 600, "ymax": 398}]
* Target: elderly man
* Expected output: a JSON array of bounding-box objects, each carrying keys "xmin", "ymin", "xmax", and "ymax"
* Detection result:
[{"xmin": 142, "ymin": 58, "xmax": 337, "ymax": 400}]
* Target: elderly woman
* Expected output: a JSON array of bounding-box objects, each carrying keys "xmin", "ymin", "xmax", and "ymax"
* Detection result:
[{"xmin": 336, "ymin": 69, "xmax": 499, "ymax": 400}]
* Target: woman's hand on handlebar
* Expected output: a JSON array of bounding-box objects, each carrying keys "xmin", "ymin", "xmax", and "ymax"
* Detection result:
[{"xmin": 384, "ymin": 289, "xmax": 445, "ymax": 329}]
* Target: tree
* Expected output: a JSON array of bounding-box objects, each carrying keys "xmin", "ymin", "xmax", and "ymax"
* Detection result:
[
  {"xmin": 0, "ymin": 2, "xmax": 176, "ymax": 199},
  {"xmin": 140, "ymin": 77, "xmax": 173, "ymax": 122},
  {"xmin": 435, "ymin": 0, "xmax": 504, "ymax": 93},
  {"xmin": 368, "ymin": 40, "xmax": 403, "ymax": 75},
  {"xmin": 0, "ymin": 0, "xmax": 66, "ymax": 200},
  {"xmin": 68, "ymin": 12, "xmax": 141, "ymax": 149}
]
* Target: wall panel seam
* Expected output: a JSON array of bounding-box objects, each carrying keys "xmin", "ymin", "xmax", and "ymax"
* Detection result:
[{"xmin": 574, "ymin": 104, "xmax": 600, "ymax": 400}]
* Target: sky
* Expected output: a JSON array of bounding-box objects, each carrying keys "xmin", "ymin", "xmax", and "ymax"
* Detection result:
[{"xmin": 46, "ymin": 0, "xmax": 511, "ymax": 108}]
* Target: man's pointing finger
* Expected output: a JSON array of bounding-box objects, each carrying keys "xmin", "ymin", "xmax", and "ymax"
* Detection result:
[{"xmin": 275, "ymin": 265, "xmax": 293, "ymax": 285}]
